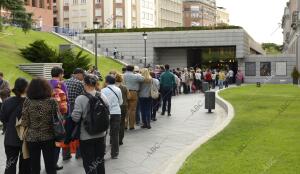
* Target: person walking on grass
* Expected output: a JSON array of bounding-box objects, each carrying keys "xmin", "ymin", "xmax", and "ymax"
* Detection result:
[
  {"xmin": 0, "ymin": 78, "xmax": 31, "ymax": 174},
  {"xmin": 72, "ymin": 75, "xmax": 109, "ymax": 174},
  {"xmin": 102, "ymin": 75, "xmax": 123, "ymax": 159},
  {"xmin": 160, "ymin": 64, "xmax": 176, "ymax": 116}
]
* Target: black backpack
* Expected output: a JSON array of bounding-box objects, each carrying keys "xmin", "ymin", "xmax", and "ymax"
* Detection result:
[{"xmin": 83, "ymin": 92, "xmax": 110, "ymax": 135}]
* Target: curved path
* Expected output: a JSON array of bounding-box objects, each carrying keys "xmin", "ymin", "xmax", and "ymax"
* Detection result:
[{"xmin": 0, "ymin": 93, "xmax": 227, "ymax": 174}]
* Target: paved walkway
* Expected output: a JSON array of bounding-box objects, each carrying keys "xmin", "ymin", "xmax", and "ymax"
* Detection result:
[{"xmin": 0, "ymin": 93, "xmax": 226, "ymax": 174}]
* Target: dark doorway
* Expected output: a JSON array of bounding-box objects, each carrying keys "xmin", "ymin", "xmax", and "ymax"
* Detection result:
[{"xmin": 187, "ymin": 46, "xmax": 238, "ymax": 73}]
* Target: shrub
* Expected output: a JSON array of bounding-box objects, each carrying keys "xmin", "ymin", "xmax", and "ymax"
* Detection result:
[
  {"xmin": 20, "ymin": 40, "xmax": 91, "ymax": 78},
  {"xmin": 56, "ymin": 49, "xmax": 90, "ymax": 78},
  {"xmin": 19, "ymin": 40, "xmax": 57, "ymax": 63},
  {"xmin": 291, "ymin": 67, "xmax": 300, "ymax": 80}
]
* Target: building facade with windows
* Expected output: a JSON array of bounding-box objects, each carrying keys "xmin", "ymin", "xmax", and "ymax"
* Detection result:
[
  {"xmin": 139, "ymin": 0, "xmax": 156, "ymax": 28},
  {"xmin": 216, "ymin": 7, "xmax": 229, "ymax": 26},
  {"xmin": 22, "ymin": 0, "xmax": 53, "ymax": 31},
  {"xmin": 282, "ymin": 0, "xmax": 300, "ymax": 71},
  {"xmin": 182, "ymin": 0, "xmax": 216, "ymax": 27},
  {"xmin": 156, "ymin": 0, "xmax": 183, "ymax": 27},
  {"xmin": 55, "ymin": 0, "xmax": 139, "ymax": 31}
]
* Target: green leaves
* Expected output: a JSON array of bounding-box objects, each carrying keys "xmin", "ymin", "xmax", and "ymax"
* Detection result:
[{"xmin": 0, "ymin": 0, "xmax": 32, "ymax": 32}]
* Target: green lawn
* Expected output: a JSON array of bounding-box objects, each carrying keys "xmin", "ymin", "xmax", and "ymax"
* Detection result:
[
  {"xmin": 0, "ymin": 27, "xmax": 123, "ymax": 84},
  {"xmin": 178, "ymin": 85, "xmax": 300, "ymax": 174}
]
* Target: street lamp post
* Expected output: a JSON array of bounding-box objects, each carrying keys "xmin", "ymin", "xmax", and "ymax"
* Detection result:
[
  {"xmin": 93, "ymin": 20, "xmax": 100, "ymax": 70},
  {"xmin": 143, "ymin": 32, "xmax": 148, "ymax": 67}
]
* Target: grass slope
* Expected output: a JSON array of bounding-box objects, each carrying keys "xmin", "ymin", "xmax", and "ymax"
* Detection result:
[
  {"xmin": 178, "ymin": 84, "xmax": 300, "ymax": 174},
  {"xmin": 0, "ymin": 27, "xmax": 123, "ymax": 84}
]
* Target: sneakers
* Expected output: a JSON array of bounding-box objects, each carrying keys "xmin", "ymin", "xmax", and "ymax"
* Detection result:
[
  {"xmin": 56, "ymin": 165, "xmax": 63, "ymax": 171},
  {"xmin": 168, "ymin": 113, "xmax": 171, "ymax": 116}
]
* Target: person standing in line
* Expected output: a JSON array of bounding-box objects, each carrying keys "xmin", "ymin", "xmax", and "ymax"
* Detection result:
[
  {"xmin": 102, "ymin": 75, "xmax": 123, "ymax": 159},
  {"xmin": 134, "ymin": 66, "xmax": 141, "ymax": 126},
  {"xmin": 0, "ymin": 72, "xmax": 11, "ymax": 135},
  {"xmin": 49, "ymin": 67, "xmax": 68, "ymax": 171},
  {"xmin": 160, "ymin": 65, "xmax": 176, "ymax": 116},
  {"xmin": 150, "ymin": 72, "xmax": 160, "ymax": 121},
  {"xmin": 123, "ymin": 65, "xmax": 144, "ymax": 130},
  {"xmin": 21, "ymin": 78, "xmax": 58, "ymax": 174},
  {"xmin": 218, "ymin": 70, "xmax": 226, "ymax": 89},
  {"xmin": 189, "ymin": 68, "xmax": 195, "ymax": 93},
  {"xmin": 228, "ymin": 69, "xmax": 234, "ymax": 84},
  {"xmin": 138, "ymin": 68, "xmax": 153, "ymax": 129},
  {"xmin": 195, "ymin": 69, "xmax": 202, "ymax": 93},
  {"xmin": 63, "ymin": 68, "xmax": 85, "ymax": 160},
  {"xmin": 205, "ymin": 69, "xmax": 212, "ymax": 89},
  {"xmin": 182, "ymin": 68, "xmax": 189, "ymax": 94},
  {"xmin": 0, "ymin": 78, "xmax": 31, "ymax": 174},
  {"xmin": 211, "ymin": 71, "xmax": 217, "ymax": 89},
  {"xmin": 72, "ymin": 75, "xmax": 109, "ymax": 174},
  {"xmin": 115, "ymin": 73, "xmax": 129, "ymax": 146}
]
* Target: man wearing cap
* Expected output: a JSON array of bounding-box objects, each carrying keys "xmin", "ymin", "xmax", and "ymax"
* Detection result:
[{"xmin": 64, "ymin": 68, "xmax": 85, "ymax": 160}]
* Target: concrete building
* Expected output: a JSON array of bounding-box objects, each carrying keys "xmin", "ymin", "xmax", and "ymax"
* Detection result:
[
  {"xmin": 216, "ymin": 7, "xmax": 229, "ymax": 26},
  {"xmin": 282, "ymin": 0, "xmax": 300, "ymax": 71},
  {"xmin": 183, "ymin": 0, "xmax": 216, "ymax": 27},
  {"xmin": 75, "ymin": 27, "xmax": 296, "ymax": 83},
  {"xmin": 55, "ymin": 0, "xmax": 139, "ymax": 31},
  {"xmin": 156, "ymin": 0, "xmax": 183, "ymax": 27},
  {"xmin": 21, "ymin": 0, "xmax": 53, "ymax": 31}
]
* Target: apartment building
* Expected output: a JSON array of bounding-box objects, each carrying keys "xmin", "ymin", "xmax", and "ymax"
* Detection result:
[
  {"xmin": 139, "ymin": 0, "xmax": 156, "ymax": 28},
  {"xmin": 156, "ymin": 0, "xmax": 183, "ymax": 27},
  {"xmin": 55, "ymin": 0, "xmax": 139, "ymax": 30},
  {"xmin": 182, "ymin": 0, "xmax": 216, "ymax": 27},
  {"xmin": 282, "ymin": 0, "xmax": 300, "ymax": 70},
  {"xmin": 216, "ymin": 7, "xmax": 229, "ymax": 26},
  {"xmin": 21, "ymin": 0, "xmax": 53, "ymax": 31}
]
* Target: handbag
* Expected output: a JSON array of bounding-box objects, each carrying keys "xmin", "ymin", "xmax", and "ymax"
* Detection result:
[
  {"xmin": 150, "ymin": 79, "xmax": 159, "ymax": 99},
  {"xmin": 52, "ymin": 98, "xmax": 66, "ymax": 141}
]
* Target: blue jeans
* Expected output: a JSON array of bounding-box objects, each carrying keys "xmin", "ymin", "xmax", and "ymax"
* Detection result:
[
  {"xmin": 139, "ymin": 97, "xmax": 152, "ymax": 126},
  {"xmin": 218, "ymin": 80, "xmax": 224, "ymax": 89}
]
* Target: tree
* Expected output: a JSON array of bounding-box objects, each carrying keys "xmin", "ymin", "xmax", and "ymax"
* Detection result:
[
  {"xmin": 0, "ymin": 0, "xmax": 32, "ymax": 32},
  {"xmin": 20, "ymin": 40, "xmax": 57, "ymax": 62},
  {"xmin": 262, "ymin": 43, "xmax": 283, "ymax": 55}
]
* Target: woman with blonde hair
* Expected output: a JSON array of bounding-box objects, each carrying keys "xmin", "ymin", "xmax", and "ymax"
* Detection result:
[{"xmin": 139, "ymin": 68, "xmax": 152, "ymax": 129}]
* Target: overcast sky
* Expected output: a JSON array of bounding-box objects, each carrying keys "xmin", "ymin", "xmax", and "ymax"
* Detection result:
[{"xmin": 217, "ymin": 0, "xmax": 288, "ymax": 44}]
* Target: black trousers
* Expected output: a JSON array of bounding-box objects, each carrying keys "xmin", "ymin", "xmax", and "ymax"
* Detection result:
[
  {"xmin": 161, "ymin": 87, "xmax": 173, "ymax": 114},
  {"xmin": 110, "ymin": 115, "xmax": 121, "ymax": 157},
  {"xmin": 80, "ymin": 137, "xmax": 106, "ymax": 174},
  {"xmin": 119, "ymin": 107, "xmax": 127, "ymax": 144},
  {"xmin": 27, "ymin": 140, "xmax": 56, "ymax": 174},
  {"xmin": 151, "ymin": 98, "xmax": 160, "ymax": 120},
  {"xmin": 4, "ymin": 145, "xmax": 31, "ymax": 174}
]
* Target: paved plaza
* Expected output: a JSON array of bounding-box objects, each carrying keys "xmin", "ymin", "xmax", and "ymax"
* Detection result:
[{"xmin": 0, "ymin": 93, "xmax": 226, "ymax": 174}]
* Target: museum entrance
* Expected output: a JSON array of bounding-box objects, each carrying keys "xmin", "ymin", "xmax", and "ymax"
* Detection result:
[{"xmin": 187, "ymin": 46, "xmax": 238, "ymax": 73}]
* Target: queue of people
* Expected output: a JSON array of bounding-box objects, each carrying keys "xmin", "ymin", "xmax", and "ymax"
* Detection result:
[{"xmin": 0, "ymin": 63, "xmax": 177, "ymax": 174}]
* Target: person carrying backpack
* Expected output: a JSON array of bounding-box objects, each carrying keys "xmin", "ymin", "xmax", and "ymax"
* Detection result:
[{"xmin": 71, "ymin": 75, "xmax": 110, "ymax": 174}]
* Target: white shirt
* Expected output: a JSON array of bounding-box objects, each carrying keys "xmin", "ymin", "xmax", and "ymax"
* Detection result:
[
  {"xmin": 195, "ymin": 73, "xmax": 202, "ymax": 80},
  {"xmin": 101, "ymin": 85, "xmax": 123, "ymax": 115},
  {"xmin": 229, "ymin": 70, "xmax": 234, "ymax": 77}
]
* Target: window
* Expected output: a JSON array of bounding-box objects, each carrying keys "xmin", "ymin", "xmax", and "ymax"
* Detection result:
[
  {"xmin": 80, "ymin": 9, "xmax": 87, "ymax": 17},
  {"xmin": 260, "ymin": 62, "xmax": 271, "ymax": 76},
  {"xmin": 63, "ymin": 11, "xmax": 69, "ymax": 18},
  {"xmin": 95, "ymin": 0, "xmax": 101, "ymax": 4},
  {"xmin": 39, "ymin": 0, "xmax": 44, "ymax": 8},
  {"xmin": 64, "ymin": 0, "xmax": 69, "ymax": 6},
  {"xmin": 81, "ymin": 0, "xmax": 86, "ymax": 4},
  {"xmin": 275, "ymin": 62, "xmax": 287, "ymax": 76},
  {"xmin": 115, "ymin": 0, "xmax": 122, "ymax": 3},
  {"xmin": 245, "ymin": 62, "xmax": 256, "ymax": 76},
  {"xmin": 32, "ymin": 0, "xmax": 36, "ymax": 7},
  {"xmin": 116, "ymin": 8, "xmax": 123, "ymax": 16},
  {"xmin": 73, "ymin": 0, "xmax": 78, "ymax": 5},
  {"xmin": 95, "ymin": 9, "xmax": 102, "ymax": 17}
]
